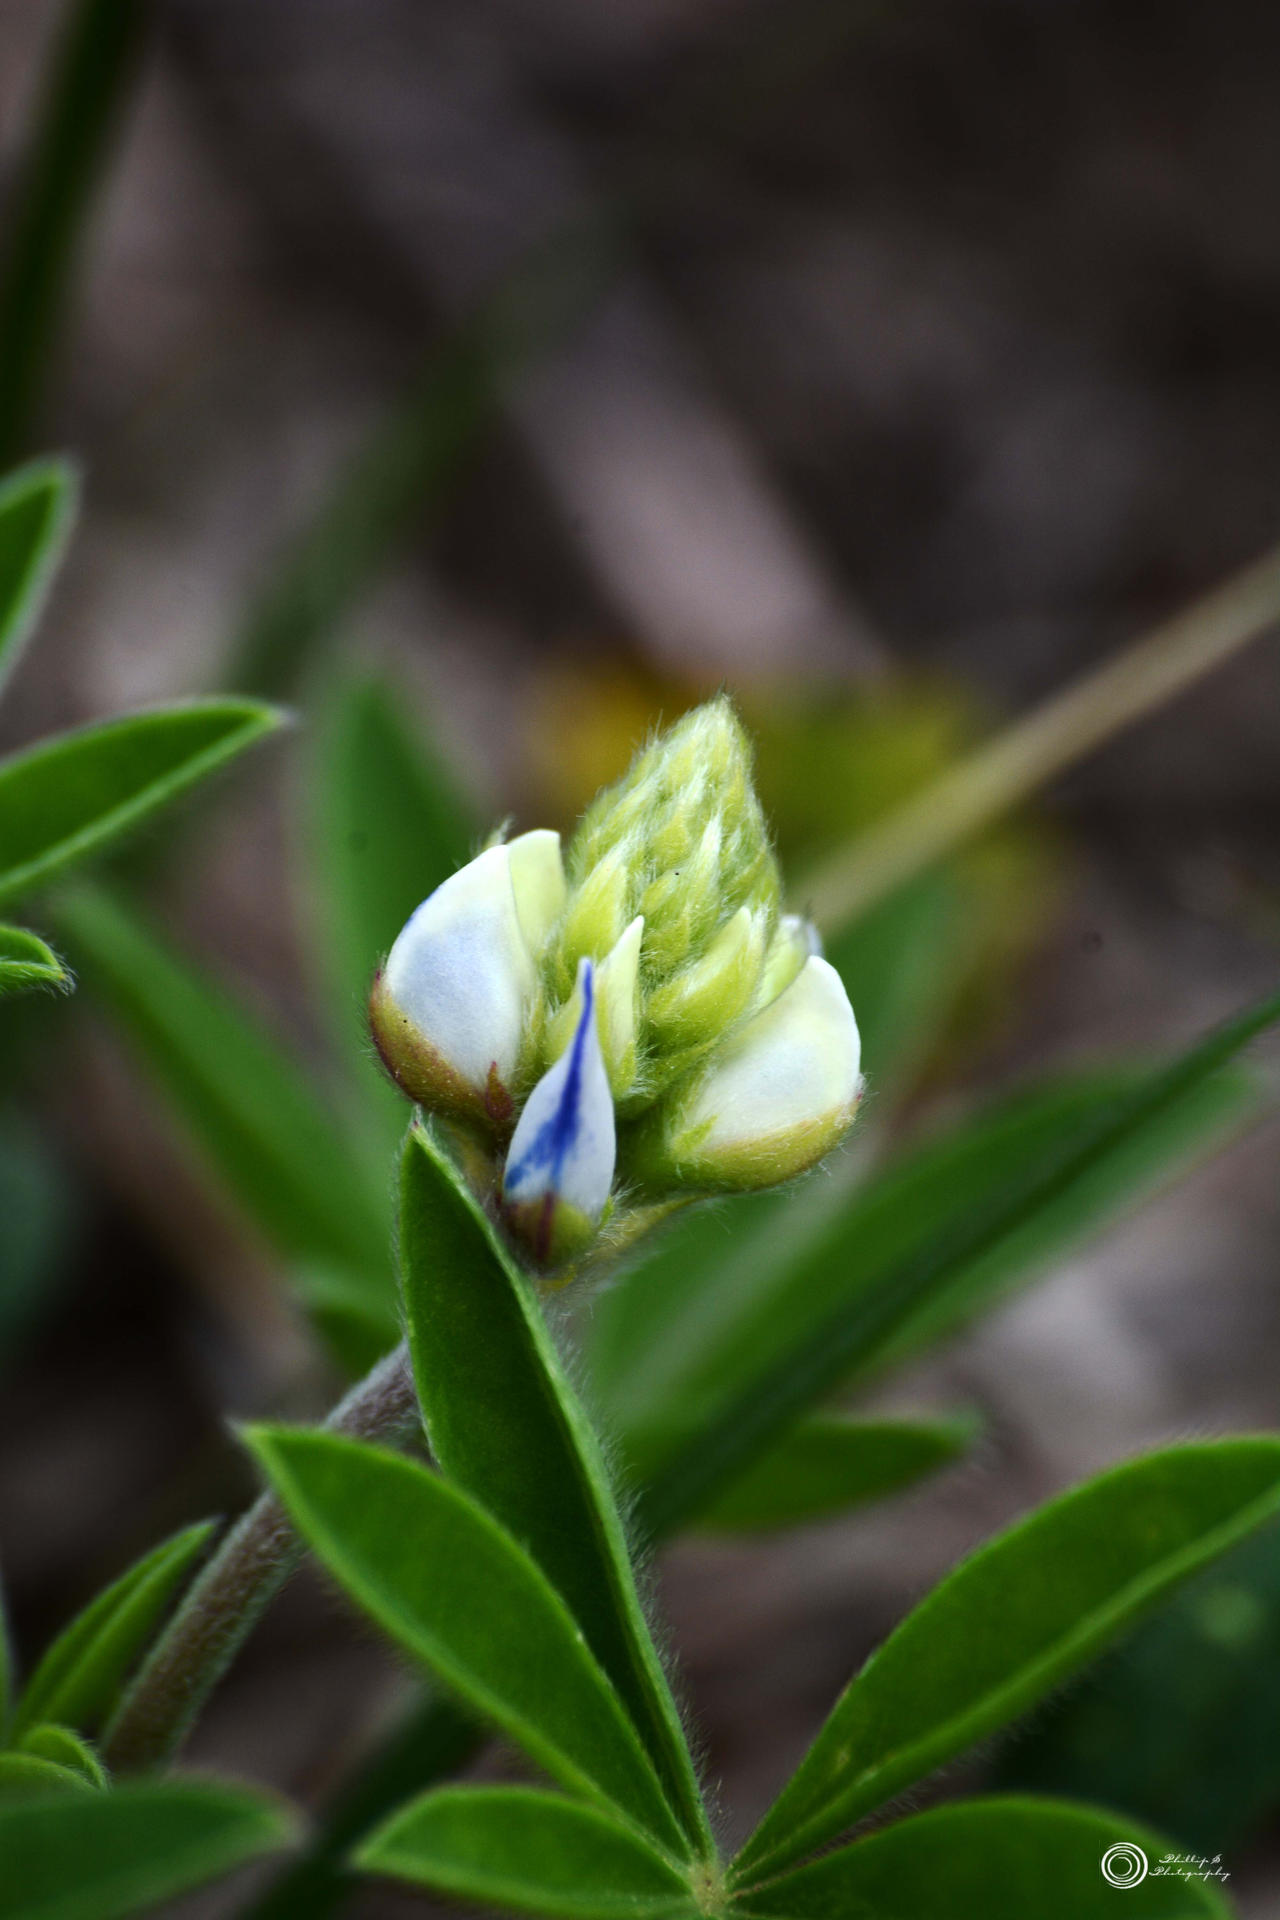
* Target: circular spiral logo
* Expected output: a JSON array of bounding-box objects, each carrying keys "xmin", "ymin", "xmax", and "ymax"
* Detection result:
[{"xmin": 1101, "ymin": 1842, "xmax": 1149, "ymax": 1888}]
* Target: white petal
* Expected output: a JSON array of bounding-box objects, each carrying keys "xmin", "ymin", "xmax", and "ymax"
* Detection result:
[
  {"xmin": 507, "ymin": 829, "xmax": 566, "ymax": 956},
  {"xmin": 595, "ymin": 914, "xmax": 644, "ymax": 1096},
  {"xmin": 503, "ymin": 958, "xmax": 616, "ymax": 1252},
  {"xmin": 383, "ymin": 843, "xmax": 535, "ymax": 1090},
  {"xmin": 755, "ymin": 912, "xmax": 823, "ymax": 1011},
  {"xmin": 689, "ymin": 956, "xmax": 859, "ymax": 1146},
  {"xmin": 656, "ymin": 956, "xmax": 861, "ymax": 1189},
  {"xmin": 543, "ymin": 914, "xmax": 645, "ymax": 1100}
]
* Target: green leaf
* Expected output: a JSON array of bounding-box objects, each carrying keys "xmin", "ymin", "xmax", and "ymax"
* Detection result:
[
  {"xmin": 694, "ymin": 1414, "xmax": 975, "ymax": 1535},
  {"xmin": 0, "ymin": 1778, "xmax": 298, "ymax": 1919},
  {"xmin": 223, "ymin": 223, "xmax": 616, "ymax": 699},
  {"xmin": 399, "ymin": 1125, "xmax": 708, "ymax": 1853},
  {"xmin": 246, "ymin": 1426, "xmax": 688, "ymax": 1858},
  {"xmin": 637, "ymin": 988, "xmax": 1280, "ymax": 1539},
  {"xmin": 0, "ymin": 1119, "xmax": 74, "ymax": 1369},
  {"xmin": 599, "ymin": 1064, "xmax": 1254, "ymax": 1500},
  {"xmin": 0, "ymin": 461, "xmax": 76, "ymax": 696},
  {"xmin": 0, "ymin": 1754, "xmax": 93, "ymax": 1798},
  {"xmin": 358, "ymin": 1786, "xmax": 699, "ymax": 1919},
  {"xmin": 308, "ymin": 674, "xmax": 474, "ymax": 1053},
  {"xmin": 734, "ymin": 1438, "xmax": 1280, "ymax": 1879},
  {"xmin": 0, "ymin": 2, "xmax": 148, "ymax": 463},
  {"xmin": 0, "ymin": 699, "xmax": 284, "ymax": 905},
  {"xmin": 0, "ymin": 925, "xmax": 71, "ymax": 997},
  {"xmin": 15, "ymin": 1725, "xmax": 105, "ymax": 1789},
  {"xmin": 13, "ymin": 1520, "xmax": 214, "ymax": 1740},
  {"xmin": 994, "ymin": 1513, "xmax": 1280, "ymax": 1856},
  {"xmin": 0, "ymin": 1587, "xmax": 11, "ymax": 1736},
  {"xmin": 734, "ymin": 1797, "xmax": 1231, "ymax": 1918},
  {"xmin": 586, "ymin": 1185, "xmax": 826, "ymax": 1470},
  {"xmin": 53, "ymin": 884, "xmax": 396, "ymax": 1365}
]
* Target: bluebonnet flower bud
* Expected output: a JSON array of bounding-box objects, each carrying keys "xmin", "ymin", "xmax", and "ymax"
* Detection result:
[{"xmin": 370, "ymin": 696, "xmax": 862, "ymax": 1271}]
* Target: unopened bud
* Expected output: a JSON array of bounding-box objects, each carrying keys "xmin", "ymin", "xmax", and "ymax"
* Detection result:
[
  {"xmin": 369, "ymin": 830, "xmax": 564, "ymax": 1131},
  {"xmin": 632, "ymin": 956, "xmax": 862, "ymax": 1193},
  {"xmin": 502, "ymin": 959, "xmax": 615, "ymax": 1266},
  {"xmin": 371, "ymin": 697, "xmax": 863, "ymax": 1270}
]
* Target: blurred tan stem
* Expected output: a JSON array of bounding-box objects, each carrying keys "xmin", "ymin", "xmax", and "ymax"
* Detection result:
[
  {"xmin": 103, "ymin": 1341, "xmax": 418, "ymax": 1774},
  {"xmin": 805, "ymin": 541, "xmax": 1280, "ymax": 933}
]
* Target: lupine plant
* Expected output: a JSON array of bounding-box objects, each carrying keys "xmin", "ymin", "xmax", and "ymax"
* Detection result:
[
  {"xmin": 0, "ymin": 459, "xmax": 297, "ymax": 1907},
  {"xmin": 4, "ymin": 455, "xmax": 1280, "ymax": 1917}
]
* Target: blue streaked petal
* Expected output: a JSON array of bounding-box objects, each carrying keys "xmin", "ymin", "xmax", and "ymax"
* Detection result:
[{"xmin": 502, "ymin": 958, "xmax": 616, "ymax": 1265}]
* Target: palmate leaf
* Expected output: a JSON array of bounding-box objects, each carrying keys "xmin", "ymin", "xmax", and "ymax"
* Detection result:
[
  {"xmin": 359, "ymin": 1786, "xmax": 700, "ymax": 1920},
  {"xmin": 12, "ymin": 1520, "xmax": 214, "ymax": 1739},
  {"xmin": 54, "ymin": 884, "xmax": 396, "ymax": 1368},
  {"xmin": 246, "ymin": 1427, "xmax": 689, "ymax": 1860},
  {"xmin": 0, "ymin": 459, "xmax": 76, "ymax": 697},
  {"xmin": 0, "ymin": 699, "xmax": 284, "ymax": 905},
  {"xmin": 733, "ymin": 1439, "xmax": 1280, "ymax": 1881},
  {"xmin": 399, "ymin": 1126, "xmax": 708, "ymax": 1855},
  {"xmin": 637, "ymin": 988, "xmax": 1280, "ymax": 1538},
  {"xmin": 0, "ymin": 924, "xmax": 71, "ymax": 997},
  {"xmin": 734, "ymin": 1797, "xmax": 1231, "ymax": 1919},
  {"xmin": 694, "ymin": 1414, "xmax": 975, "ymax": 1535},
  {"xmin": 0, "ymin": 1779, "xmax": 298, "ymax": 1920}
]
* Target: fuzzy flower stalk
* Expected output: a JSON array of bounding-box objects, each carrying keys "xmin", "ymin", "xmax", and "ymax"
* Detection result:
[{"xmin": 369, "ymin": 698, "xmax": 862, "ymax": 1270}]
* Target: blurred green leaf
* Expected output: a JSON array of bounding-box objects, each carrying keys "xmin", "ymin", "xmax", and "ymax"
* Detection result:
[
  {"xmin": 0, "ymin": 1778, "xmax": 298, "ymax": 1919},
  {"xmin": 633, "ymin": 991, "xmax": 1278, "ymax": 1535},
  {"xmin": 0, "ymin": 1118, "xmax": 75, "ymax": 1368},
  {"xmin": 0, "ymin": 3, "xmax": 148, "ymax": 463},
  {"xmin": 53, "ymin": 883, "xmax": 396, "ymax": 1366},
  {"xmin": 399, "ymin": 1125, "xmax": 707, "ymax": 1853},
  {"xmin": 0, "ymin": 1753, "xmax": 93, "ymax": 1797},
  {"xmin": 0, "ymin": 1592, "xmax": 11, "ymax": 1741},
  {"xmin": 735, "ymin": 1440, "xmax": 1280, "ymax": 1880},
  {"xmin": 307, "ymin": 674, "xmax": 475, "ymax": 1143},
  {"xmin": 0, "ymin": 924, "xmax": 71, "ymax": 997},
  {"xmin": 608, "ymin": 1063, "xmax": 1253, "ymax": 1491},
  {"xmin": 734, "ymin": 1797, "xmax": 1230, "ymax": 1918},
  {"xmin": 0, "ymin": 699, "xmax": 284, "ymax": 905},
  {"xmin": 694, "ymin": 1413, "xmax": 975, "ymax": 1535},
  {"xmin": 358, "ymin": 1785, "xmax": 699, "ymax": 1919},
  {"xmin": 822, "ymin": 868, "xmax": 967, "ymax": 1098},
  {"xmin": 0, "ymin": 459, "xmax": 76, "ymax": 696},
  {"xmin": 226, "ymin": 220, "xmax": 616, "ymax": 699},
  {"xmin": 13, "ymin": 1520, "xmax": 214, "ymax": 1740},
  {"xmin": 226, "ymin": 345, "xmax": 492, "ymax": 699},
  {"xmin": 246, "ymin": 1427, "xmax": 689, "ymax": 1857},
  {"xmin": 994, "ymin": 1514, "xmax": 1280, "ymax": 1856},
  {"xmin": 15, "ymin": 1725, "xmax": 105, "ymax": 1790}
]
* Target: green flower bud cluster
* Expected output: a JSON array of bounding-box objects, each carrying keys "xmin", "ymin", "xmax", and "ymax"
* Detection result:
[
  {"xmin": 536, "ymin": 699, "xmax": 788, "ymax": 1111},
  {"xmin": 370, "ymin": 696, "xmax": 861, "ymax": 1270}
]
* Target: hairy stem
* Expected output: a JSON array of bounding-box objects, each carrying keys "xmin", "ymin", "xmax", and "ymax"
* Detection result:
[{"xmin": 103, "ymin": 1340, "xmax": 418, "ymax": 1774}]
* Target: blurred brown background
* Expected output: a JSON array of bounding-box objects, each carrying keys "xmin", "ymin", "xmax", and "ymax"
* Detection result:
[{"xmin": 1, "ymin": 1, "xmax": 1279, "ymax": 1912}]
